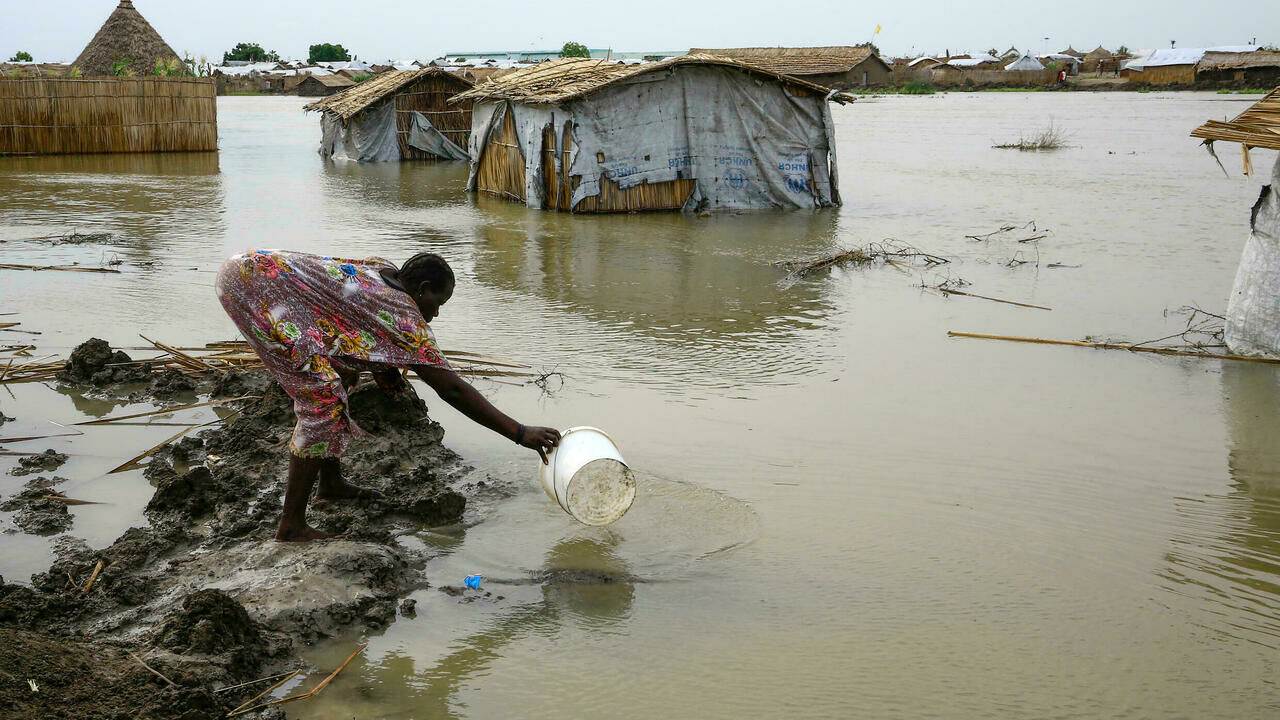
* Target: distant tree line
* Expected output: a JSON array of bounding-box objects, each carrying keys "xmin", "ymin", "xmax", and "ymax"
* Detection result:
[{"xmin": 223, "ymin": 43, "xmax": 279, "ymax": 63}]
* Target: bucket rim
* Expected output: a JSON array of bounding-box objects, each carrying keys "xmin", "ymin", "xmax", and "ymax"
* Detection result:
[{"xmin": 558, "ymin": 425, "xmax": 620, "ymax": 448}]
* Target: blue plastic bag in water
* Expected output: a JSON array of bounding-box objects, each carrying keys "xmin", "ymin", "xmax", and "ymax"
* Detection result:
[{"xmin": 463, "ymin": 574, "xmax": 483, "ymax": 589}]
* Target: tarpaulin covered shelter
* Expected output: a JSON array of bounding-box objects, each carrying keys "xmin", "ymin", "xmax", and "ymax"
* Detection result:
[
  {"xmin": 1190, "ymin": 87, "xmax": 1280, "ymax": 356},
  {"xmin": 1004, "ymin": 54, "xmax": 1045, "ymax": 71},
  {"xmin": 305, "ymin": 69, "xmax": 474, "ymax": 162},
  {"xmin": 450, "ymin": 54, "xmax": 847, "ymax": 213}
]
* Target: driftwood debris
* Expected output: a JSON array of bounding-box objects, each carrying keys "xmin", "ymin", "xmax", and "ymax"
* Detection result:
[
  {"xmin": 923, "ymin": 284, "xmax": 1052, "ymax": 311},
  {"xmin": 777, "ymin": 241, "xmax": 950, "ymax": 288},
  {"xmin": 948, "ymin": 331, "xmax": 1280, "ymax": 364},
  {"xmin": 0, "ymin": 262, "xmax": 120, "ymax": 274}
]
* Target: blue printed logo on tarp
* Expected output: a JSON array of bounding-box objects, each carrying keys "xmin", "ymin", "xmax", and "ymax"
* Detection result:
[
  {"xmin": 725, "ymin": 168, "xmax": 748, "ymax": 189},
  {"xmin": 784, "ymin": 174, "xmax": 809, "ymax": 194},
  {"xmin": 778, "ymin": 155, "xmax": 810, "ymax": 194}
]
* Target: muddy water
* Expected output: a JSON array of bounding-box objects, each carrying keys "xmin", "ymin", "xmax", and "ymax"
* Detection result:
[{"xmin": 2, "ymin": 92, "xmax": 1279, "ymax": 717}]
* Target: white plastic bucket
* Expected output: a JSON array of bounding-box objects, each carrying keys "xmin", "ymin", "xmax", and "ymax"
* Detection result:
[{"xmin": 540, "ymin": 426, "xmax": 636, "ymax": 526}]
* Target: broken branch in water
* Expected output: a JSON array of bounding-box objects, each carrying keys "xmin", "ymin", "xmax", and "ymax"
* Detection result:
[
  {"xmin": 0, "ymin": 262, "xmax": 120, "ymax": 274},
  {"xmin": 947, "ymin": 331, "xmax": 1280, "ymax": 364},
  {"xmin": 777, "ymin": 240, "xmax": 950, "ymax": 288},
  {"xmin": 226, "ymin": 644, "xmax": 366, "ymax": 716},
  {"xmin": 922, "ymin": 284, "xmax": 1052, "ymax": 311},
  {"xmin": 108, "ymin": 422, "xmax": 217, "ymax": 474},
  {"xmin": 75, "ymin": 396, "xmax": 256, "ymax": 426}
]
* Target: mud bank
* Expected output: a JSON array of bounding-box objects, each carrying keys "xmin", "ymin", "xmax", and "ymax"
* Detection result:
[{"xmin": 0, "ymin": 340, "xmax": 488, "ymax": 718}]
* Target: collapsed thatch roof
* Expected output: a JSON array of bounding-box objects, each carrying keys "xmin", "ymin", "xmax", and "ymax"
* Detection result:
[
  {"xmin": 72, "ymin": 0, "xmax": 181, "ymax": 77},
  {"xmin": 685, "ymin": 46, "xmax": 887, "ymax": 76},
  {"xmin": 1198, "ymin": 50, "xmax": 1280, "ymax": 72},
  {"xmin": 303, "ymin": 69, "xmax": 473, "ymax": 120},
  {"xmin": 451, "ymin": 54, "xmax": 847, "ymax": 105},
  {"xmin": 1191, "ymin": 86, "xmax": 1280, "ymax": 150}
]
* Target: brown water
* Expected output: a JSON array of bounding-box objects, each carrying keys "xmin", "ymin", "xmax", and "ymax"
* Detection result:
[{"xmin": 2, "ymin": 93, "xmax": 1279, "ymax": 718}]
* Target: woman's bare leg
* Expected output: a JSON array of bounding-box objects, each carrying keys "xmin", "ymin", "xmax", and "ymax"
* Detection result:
[
  {"xmin": 277, "ymin": 455, "xmax": 333, "ymax": 542},
  {"xmin": 315, "ymin": 457, "xmax": 384, "ymax": 501}
]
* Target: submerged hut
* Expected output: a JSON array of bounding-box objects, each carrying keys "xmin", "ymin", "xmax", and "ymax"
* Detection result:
[
  {"xmin": 1190, "ymin": 88, "xmax": 1280, "ymax": 357},
  {"xmin": 304, "ymin": 69, "xmax": 473, "ymax": 162},
  {"xmin": 451, "ymin": 54, "xmax": 847, "ymax": 213},
  {"xmin": 297, "ymin": 74, "xmax": 354, "ymax": 97},
  {"xmin": 687, "ymin": 46, "xmax": 891, "ymax": 88},
  {"xmin": 72, "ymin": 0, "xmax": 181, "ymax": 77}
]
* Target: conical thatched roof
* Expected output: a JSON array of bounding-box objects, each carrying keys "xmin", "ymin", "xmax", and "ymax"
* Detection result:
[
  {"xmin": 1085, "ymin": 45, "xmax": 1112, "ymax": 60},
  {"xmin": 72, "ymin": 1, "xmax": 180, "ymax": 77}
]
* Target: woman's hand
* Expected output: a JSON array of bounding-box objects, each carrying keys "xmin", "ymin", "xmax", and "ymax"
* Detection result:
[{"xmin": 517, "ymin": 425, "xmax": 561, "ymax": 464}]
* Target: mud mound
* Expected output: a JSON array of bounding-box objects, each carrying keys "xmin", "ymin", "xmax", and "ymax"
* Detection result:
[
  {"xmin": 9, "ymin": 449, "xmax": 68, "ymax": 476},
  {"xmin": 0, "ymin": 627, "xmax": 269, "ymax": 720},
  {"xmin": 156, "ymin": 589, "xmax": 268, "ymax": 677},
  {"xmin": 57, "ymin": 338, "xmax": 150, "ymax": 386},
  {"xmin": 13, "ymin": 499, "xmax": 71, "ymax": 535},
  {"xmin": 148, "ymin": 369, "xmax": 198, "ymax": 400}
]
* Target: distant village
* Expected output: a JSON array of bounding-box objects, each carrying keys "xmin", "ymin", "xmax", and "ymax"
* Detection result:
[{"xmin": 5, "ymin": 42, "xmax": 1280, "ymax": 95}]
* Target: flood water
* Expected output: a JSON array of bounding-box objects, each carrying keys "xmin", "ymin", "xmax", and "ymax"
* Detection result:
[{"xmin": 2, "ymin": 92, "xmax": 1279, "ymax": 718}]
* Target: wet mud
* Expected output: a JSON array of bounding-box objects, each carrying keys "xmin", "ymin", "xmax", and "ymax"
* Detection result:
[{"xmin": 0, "ymin": 341, "xmax": 476, "ymax": 718}]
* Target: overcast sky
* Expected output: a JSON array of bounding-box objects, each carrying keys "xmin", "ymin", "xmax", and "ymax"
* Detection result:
[{"xmin": 2, "ymin": 0, "xmax": 1276, "ymax": 63}]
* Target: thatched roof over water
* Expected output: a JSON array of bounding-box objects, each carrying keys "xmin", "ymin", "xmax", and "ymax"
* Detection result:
[
  {"xmin": 1198, "ymin": 51, "xmax": 1280, "ymax": 72},
  {"xmin": 451, "ymin": 54, "xmax": 846, "ymax": 105},
  {"xmin": 303, "ymin": 68, "xmax": 473, "ymax": 120},
  {"xmin": 72, "ymin": 0, "xmax": 180, "ymax": 77},
  {"xmin": 685, "ymin": 46, "xmax": 886, "ymax": 75},
  {"xmin": 1191, "ymin": 86, "xmax": 1280, "ymax": 150}
]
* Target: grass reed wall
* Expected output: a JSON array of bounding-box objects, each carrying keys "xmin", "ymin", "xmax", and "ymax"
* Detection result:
[
  {"xmin": 394, "ymin": 74, "xmax": 472, "ymax": 160},
  {"xmin": 476, "ymin": 108, "xmax": 526, "ymax": 203},
  {"xmin": 0, "ymin": 77, "xmax": 217, "ymax": 155}
]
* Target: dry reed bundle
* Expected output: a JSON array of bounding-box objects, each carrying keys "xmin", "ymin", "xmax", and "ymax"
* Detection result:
[
  {"xmin": 476, "ymin": 109, "xmax": 527, "ymax": 203},
  {"xmin": 0, "ymin": 76, "xmax": 216, "ymax": 155}
]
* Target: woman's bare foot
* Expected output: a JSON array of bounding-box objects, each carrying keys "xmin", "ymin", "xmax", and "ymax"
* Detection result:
[
  {"xmin": 315, "ymin": 481, "xmax": 385, "ymax": 502},
  {"xmin": 275, "ymin": 523, "xmax": 333, "ymax": 542}
]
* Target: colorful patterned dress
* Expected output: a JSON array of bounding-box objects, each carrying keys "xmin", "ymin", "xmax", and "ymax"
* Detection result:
[{"xmin": 215, "ymin": 249, "xmax": 450, "ymax": 458}]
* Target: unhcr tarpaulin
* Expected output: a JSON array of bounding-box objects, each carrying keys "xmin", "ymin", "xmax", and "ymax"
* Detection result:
[
  {"xmin": 1225, "ymin": 157, "xmax": 1280, "ymax": 357},
  {"xmin": 466, "ymin": 65, "xmax": 840, "ymax": 211},
  {"xmin": 319, "ymin": 101, "xmax": 467, "ymax": 163}
]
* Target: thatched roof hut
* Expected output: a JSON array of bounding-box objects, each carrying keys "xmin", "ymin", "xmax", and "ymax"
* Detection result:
[
  {"xmin": 451, "ymin": 54, "xmax": 847, "ymax": 213},
  {"xmin": 1190, "ymin": 88, "xmax": 1280, "ymax": 357},
  {"xmin": 687, "ymin": 46, "xmax": 891, "ymax": 88},
  {"xmin": 1060, "ymin": 46, "xmax": 1084, "ymax": 58},
  {"xmin": 72, "ymin": 0, "xmax": 181, "ymax": 77},
  {"xmin": 297, "ymin": 74, "xmax": 354, "ymax": 97},
  {"xmin": 304, "ymin": 68, "xmax": 474, "ymax": 162},
  {"xmin": 1196, "ymin": 51, "xmax": 1280, "ymax": 87}
]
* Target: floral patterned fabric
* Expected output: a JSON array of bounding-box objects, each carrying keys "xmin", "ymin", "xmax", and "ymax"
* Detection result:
[{"xmin": 215, "ymin": 249, "xmax": 450, "ymax": 458}]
